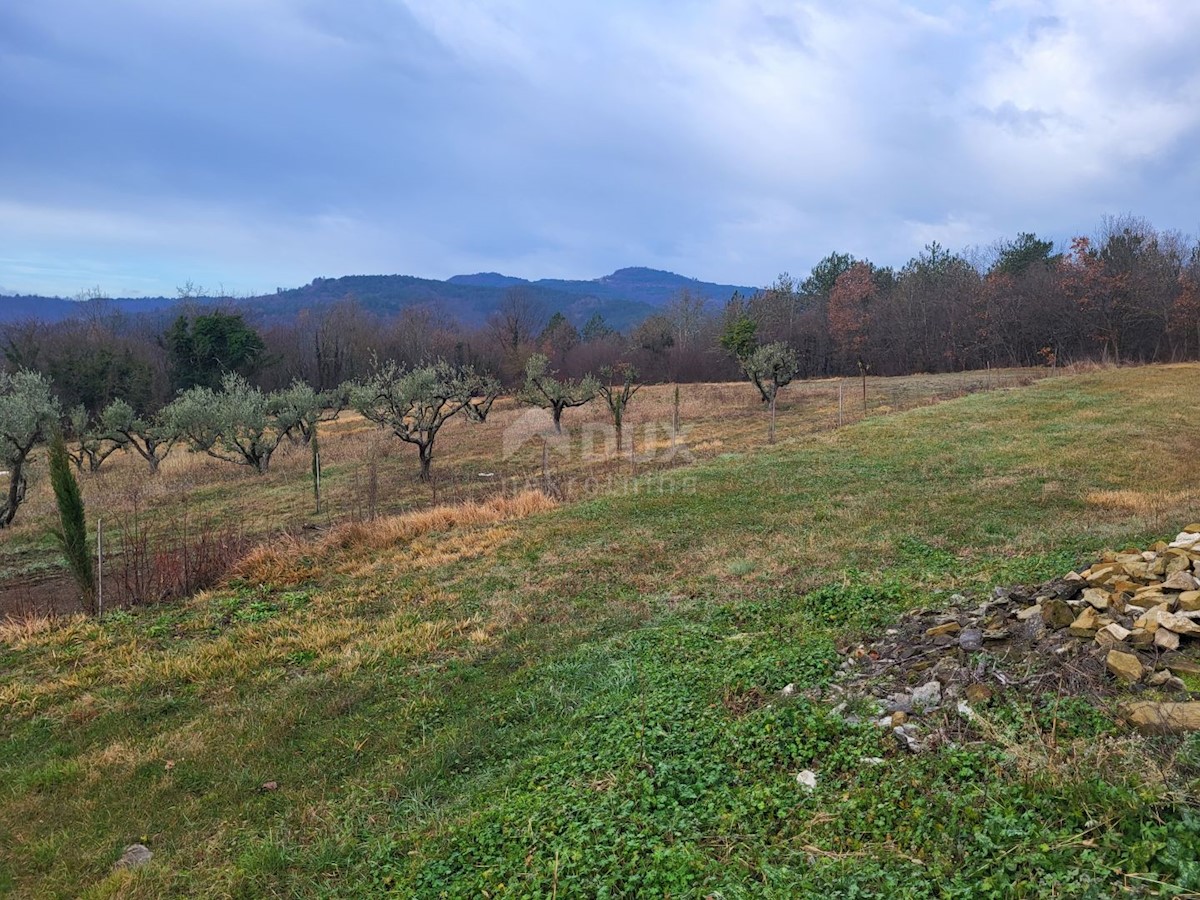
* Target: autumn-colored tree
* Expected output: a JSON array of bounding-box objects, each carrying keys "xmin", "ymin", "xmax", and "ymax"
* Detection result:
[
  {"xmin": 1060, "ymin": 236, "xmax": 1119, "ymax": 361},
  {"xmin": 537, "ymin": 312, "xmax": 580, "ymax": 364},
  {"xmin": 1171, "ymin": 262, "xmax": 1200, "ymax": 360},
  {"xmin": 827, "ymin": 262, "xmax": 875, "ymax": 368}
]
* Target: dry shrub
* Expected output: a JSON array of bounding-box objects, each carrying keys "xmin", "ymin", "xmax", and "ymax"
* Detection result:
[
  {"xmin": 231, "ymin": 536, "xmax": 319, "ymax": 587},
  {"xmin": 325, "ymin": 489, "xmax": 557, "ymax": 553},
  {"xmin": 106, "ymin": 480, "xmax": 251, "ymax": 607},
  {"xmin": 114, "ymin": 521, "xmax": 250, "ymax": 607}
]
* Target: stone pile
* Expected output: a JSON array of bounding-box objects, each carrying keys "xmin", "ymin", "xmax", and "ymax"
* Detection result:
[
  {"xmin": 822, "ymin": 528, "xmax": 1200, "ymax": 750},
  {"xmin": 1056, "ymin": 527, "xmax": 1200, "ymax": 681}
]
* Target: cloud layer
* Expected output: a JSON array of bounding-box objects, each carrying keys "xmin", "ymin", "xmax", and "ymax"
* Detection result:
[{"xmin": 2, "ymin": 0, "xmax": 1197, "ymax": 296}]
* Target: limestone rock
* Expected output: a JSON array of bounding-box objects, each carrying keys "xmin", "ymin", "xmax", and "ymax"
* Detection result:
[
  {"xmin": 911, "ymin": 680, "xmax": 942, "ymax": 711},
  {"xmin": 114, "ymin": 844, "xmax": 153, "ymax": 871},
  {"xmin": 1146, "ymin": 670, "xmax": 1185, "ymax": 691},
  {"xmin": 1169, "ymin": 532, "xmax": 1200, "ymax": 550},
  {"xmin": 1068, "ymin": 607, "xmax": 1101, "ymax": 637},
  {"xmin": 1164, "ymin": 656, "xmax": 1200, "ymax": 676},
  {"xmin": 1178, "ymin": 591, "xmax": 1200, "ymax": 612},
  {"xmin": 1133, "ymin": 605, "xmax": 1172, "ymax": 633},
  {"xmin": 1163, "ymin": 570, "xmax": 1200, "ymax": 592},
  {"xmin": 796, "ymin": 769, "xmax": 818, "ymax": 790},
  {"xmin": 1086, "ymin": 563, "xmax": 1120, "ymax": 584},
  {"xmin": 925, "ymin": 622, "xmax": 961, "ymax": 637},
  {"xmin": 1128, "ymin": 628, "xmax": 1154, "ymax": 647},
  {"xmin": 1159, "ymin": 612, "xmax": 1200, "ymax": 636},
  {"xmin": 893, "ymin": 724, "xmax": 928, "ymax": 754},
  {"xmin": 1106, "ymin": 649, "xmax": 1144, "ymax": 684},
  {"xmin": 1042, "ymin": 598, "xmax": 1076, "ymax": 629},
  {"xmin": 1082, "ymin": 588, "xmax": 1111, "ymax": 610},
  {"xmin": 1154, "ymin": 628, "xmax": 1181, "ymax": 651},
  {"xmin": 1096, "ymin": 623, "xmax": 1131, "ymax": 649},
  {"xmin": 1120, "ymin": 701, "xmax": 1200, "ymax": 733}
]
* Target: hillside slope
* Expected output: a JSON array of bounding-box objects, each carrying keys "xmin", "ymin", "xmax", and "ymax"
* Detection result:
[{"xmin": 1, "ymin": 365, "xmax": 1198, "ymax": 896}]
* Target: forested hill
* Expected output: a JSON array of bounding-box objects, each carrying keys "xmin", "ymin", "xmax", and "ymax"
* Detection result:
[{"xmin": 0, "ymin": 267, "xmax": 756, "ymax": 330}]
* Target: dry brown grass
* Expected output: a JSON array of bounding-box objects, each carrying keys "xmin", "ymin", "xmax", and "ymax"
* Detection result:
[
  {"xmin": 324, "ymin": 488, "xmax": 557, "ymax": 552},
  {"xmin": 232, "ymin": 489, "xmax": 556, "ymax": 587},
  {"xmin": 230, "ymin": 536, "xmax": 320, "ymax": 587},
  {"xmin": 1086, "ymin": 489, "xmax": 1194, "ymax": 517},
  {"xmin": 0, "ymin": 613, "xmax": 61, "ymax": 643}
]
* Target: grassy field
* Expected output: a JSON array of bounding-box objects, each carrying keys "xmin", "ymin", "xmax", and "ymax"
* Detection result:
[{"xmin": 2, "ymin": 364, "xmax": 1200, "ymax": 897}]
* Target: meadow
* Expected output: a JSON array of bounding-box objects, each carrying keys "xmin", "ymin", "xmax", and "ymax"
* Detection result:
[
  {"xmin": 2, "ymin": 364, "xmax": 1199, "ymax": 897},
  {"xmin": 0, "ymin": 368, "xmax": 1040, "ymax": 615}
]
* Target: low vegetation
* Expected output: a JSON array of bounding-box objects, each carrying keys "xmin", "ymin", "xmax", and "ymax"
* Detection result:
[{"xmin": 1, "ymin": 364, "xmax": 1199, "ymax": 895}]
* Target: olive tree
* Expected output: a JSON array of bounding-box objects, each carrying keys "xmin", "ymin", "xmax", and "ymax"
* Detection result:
[
  {"xmin": 518, "ymin": 353, "xmax": 598, "ymax": 434},
  {"xmin": 0, "ymin": 370, "xmax": 61, "ymax": 527},
  {"xmin": 273, "ymin": 379, "xmax": 349, "ymax": 512},
  {"xmin": 100, "ymin": 398, "xmax": 176, "ymax": 472},
  {"xmin": 742, "ymin": 342, "xmax": 799, "ymax": 443},
  {"xmin": 352, "ymin": 360, "xmax": 500, "ymax": 480},
  {"xmin": 274, "ymin": 379, "xmax": 348, "ymax": 445},
  {"xmin": 66, "ymin": 405, "xmax": 123, "ymax": 473},
  {"xmin": 163, "ymin": 373, "xmax": 294, "ymax": 473},
  {"xmin": 597, "ymin": 363, "xmax": 641, "ymax": 454}
]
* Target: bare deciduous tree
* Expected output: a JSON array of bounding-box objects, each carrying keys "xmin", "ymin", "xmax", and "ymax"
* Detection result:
[{"xmin": 487, "ymin": 287, "xmax": 546, "ymax": 380}]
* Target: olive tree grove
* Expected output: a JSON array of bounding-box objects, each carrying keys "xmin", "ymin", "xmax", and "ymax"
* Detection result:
[
  {"xmin": 100, "ymin": 398, "xmax": 176, "ymax": 472},
  {"xmin": 597, "ymin": 363, "xmax": 641, "ymax": 454},
  {"xmin": 163, "ymin": 373, "xmax": 296, "ymax": 474}
]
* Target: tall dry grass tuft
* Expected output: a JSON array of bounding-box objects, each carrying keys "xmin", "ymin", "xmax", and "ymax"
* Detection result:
[
  {"xmin": 326, "ymin": 489, "xmax": 557, "ymax": 553},
  {"xmin": 231, "ymin": 535, "xmax": 320, "ymax": 587},
  {"xmin": 0, "ymin": 613, "xmax": 63, "ymax": 645}
]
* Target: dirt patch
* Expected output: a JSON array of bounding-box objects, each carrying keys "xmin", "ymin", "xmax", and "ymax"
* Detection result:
[{"xmin": 0, "ymin": 575, "xmax": 87, "ymax": 619}]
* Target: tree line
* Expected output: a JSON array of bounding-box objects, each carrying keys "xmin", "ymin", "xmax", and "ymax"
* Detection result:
[
  {"xmin": 4, "ymin": 212, "xmax": 1200, "ymax": 526},
  {"xmin": 7, "ymin": 215, "xmax": 1198, "ymax": 411}
]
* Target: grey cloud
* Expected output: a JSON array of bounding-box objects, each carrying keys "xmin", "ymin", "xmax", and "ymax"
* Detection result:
[{"xmin": 1, "ymin": 0, "xmax": 1198, "ymax": 297}]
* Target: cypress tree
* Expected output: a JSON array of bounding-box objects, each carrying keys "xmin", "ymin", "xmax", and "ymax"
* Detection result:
[{"xmin": 48, "ymin": 430, "xmax": 96, "ymax": 614}]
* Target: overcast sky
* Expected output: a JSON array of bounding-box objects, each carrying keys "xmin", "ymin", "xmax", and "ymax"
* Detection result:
[{"xmin": 2, "ymin": 0, "xmax": 1198, "ymax": 298}]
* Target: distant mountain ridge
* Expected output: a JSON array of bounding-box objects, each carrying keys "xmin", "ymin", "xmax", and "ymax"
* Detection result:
[{"xmin": 0, "ymin": 267, "xmax": 759, "ymax": 331}]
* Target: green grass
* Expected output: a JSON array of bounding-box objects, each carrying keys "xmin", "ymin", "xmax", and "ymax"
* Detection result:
[{"xmin": 1, "ymin": 365, "xmax": 1199, "ymax": 896}]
